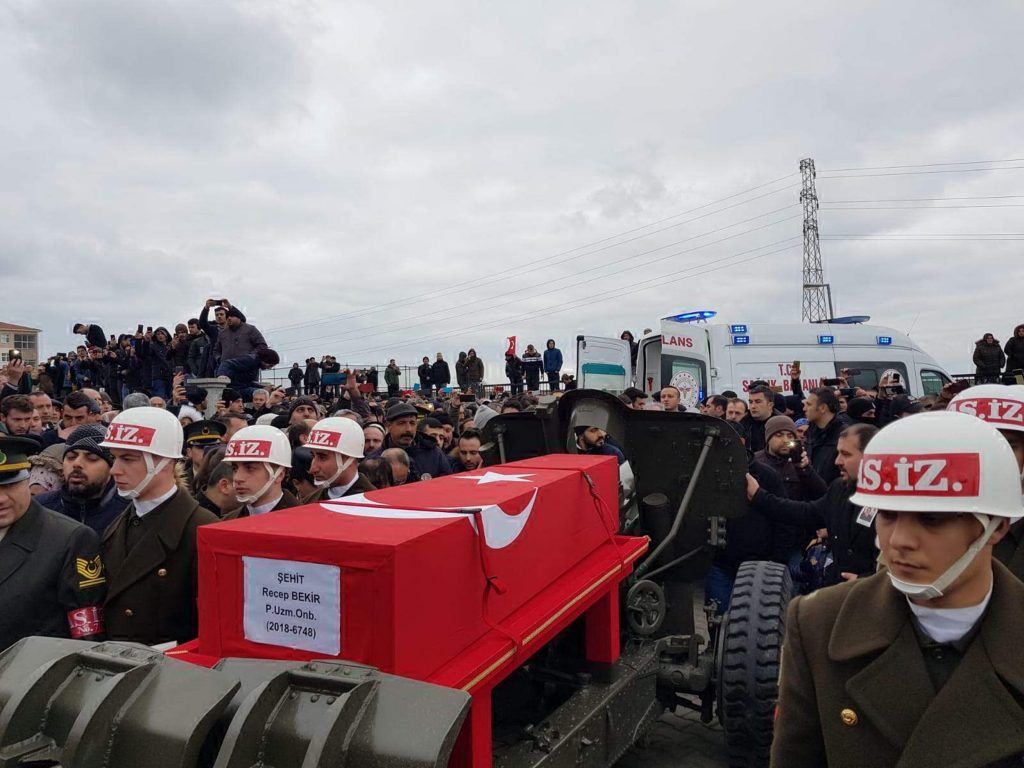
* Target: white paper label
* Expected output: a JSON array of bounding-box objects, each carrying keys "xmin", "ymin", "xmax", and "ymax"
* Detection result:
[
  {"xmin": 856, "ymin": 506, "xmax": 878, "ymax": 528},
  {"xmin": 242, "ymin": 556, "xmax": 341, "ymax": 655}
]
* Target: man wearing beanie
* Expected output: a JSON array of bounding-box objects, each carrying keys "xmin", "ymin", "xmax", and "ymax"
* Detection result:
[
  {"xmin": 212, "ymin": 304, "xmax": 268, "ymax": 364},
  {"xmin": 845, "ymin": 396, "xmax": 876, "ymax": 425},
  {"xmin": 36, "ymin": 425, "xmax": 129, "ymax": 536},
  {"xmin": 754, "ymin": 415, "xmax": 828, "ymax": 568}
]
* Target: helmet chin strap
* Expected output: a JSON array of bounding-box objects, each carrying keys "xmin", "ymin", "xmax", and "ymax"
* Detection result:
[
  {"xmin": 118, "ymin": 453, "xmax": 171, "ymax": 500},
  {"xmin": 236, "ymin": 465, "xmax": 284, "ymax": 505},
  {"xmin": 314, "ymin": 455, "xmax": 354, "ymax": 488},
  {"xmin": 885, "ymin": 514, "xmax": 1001, "ymax": 601}
]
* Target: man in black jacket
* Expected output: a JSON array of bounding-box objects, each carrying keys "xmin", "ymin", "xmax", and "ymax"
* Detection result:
[
  {"xmin": 368, "ymin": 403, "xmax": 452, "ymax": 480},
  {"xmin": 803, "ymin": 386, "xmax": 845, "ymax": 484},
  {"xmin": 72, "ymin": 323, "xmax": 107, "ymax": 351},
  {"xmin": 746, "ymin": 422, "xmax": 879, "ymax": 588},
  {"xmin": 36, "ymin": 425, "xmax": 129, "ymax": 536},
  {"xmin": 418, "ymin": 357, "xmax": 434, "ymax": 397},
  {"xmin": 430, "ymin": 354, "xmax": 450, "ymax": 393},
  {"xmin": 743, "ymin": 384, "xmax": 781, "ymax": 453}
]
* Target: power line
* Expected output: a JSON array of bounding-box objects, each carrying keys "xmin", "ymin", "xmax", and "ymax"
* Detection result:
[
  {"xmin": 819, "ymin": 166, "xmax": 1024, "ymax": 180},
  {"xmin": 824, "ymin": 236, "xmax": 1024, "ymax": 241},
  {"xmin": 271, "ymin": 208, "xmax": 802, "ymax": 352},
  {"xmin": 265, "ymin": 173, "xmax": 800, "ymax": 334},
  {"xmin": 821, "ymin": 204, "xmax": 1024, "ymax": 210},
  {"xmin": 820, "ymin": 158, "xmax": 1024, "ymax": 172},
  {"xmin": 316, "ymin": 241, "xmax": 802, "ymax": 359},
  {"xmin": 824, "ymin": 195, "xmax": 1024, "ymax": 203}
]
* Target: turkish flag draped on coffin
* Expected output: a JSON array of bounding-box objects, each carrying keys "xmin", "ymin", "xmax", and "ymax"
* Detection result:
[{"xmin": 195, "ymin": 455, "xmax": 621, "ymax": 679}]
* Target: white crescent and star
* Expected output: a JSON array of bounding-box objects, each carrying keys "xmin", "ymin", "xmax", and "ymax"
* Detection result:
[{"xmin": 454, "ymin": 471, "xmax": 535, "ymax": 485}]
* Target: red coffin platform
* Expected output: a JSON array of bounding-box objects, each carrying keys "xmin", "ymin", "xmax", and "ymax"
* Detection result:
[{"xmin": 195, "ymin": 455, "xmax": 632, "ymax": 680}]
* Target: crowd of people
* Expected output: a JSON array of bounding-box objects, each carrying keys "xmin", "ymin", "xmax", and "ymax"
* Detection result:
[{"xmin": 3, "ymin": 300, "xmax": 1024, "ymax": 767}]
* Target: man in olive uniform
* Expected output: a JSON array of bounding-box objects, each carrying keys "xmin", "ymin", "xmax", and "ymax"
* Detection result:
[
  {"xmin": 0, "ymin": 436, "xmax": 106, "ymax": 650},
  {"xmin": 98, "ymin": 407, "xmax": 219, "ymax": 646},
  {"xmin": 948, "ymin": 384, "xmax": 1024, "ymax": 580},
  {"xmin": 220, "ymin": 425, "xmax": 299, "ymax": 520},
  {"xmin": 304, "ymin": 417, "xmax": 374, "ymax": 502},
  {"xmin": 771, "ymin": 412, "xmax": 1024, "ymax": 767}
]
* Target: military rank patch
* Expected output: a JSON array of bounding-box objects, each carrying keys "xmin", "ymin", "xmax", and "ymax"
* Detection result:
[{"xmin": 76, "ymin": 555, "xmax": 106, "ymax": 588}]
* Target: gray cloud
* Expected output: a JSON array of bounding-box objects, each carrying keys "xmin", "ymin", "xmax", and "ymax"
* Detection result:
[{"xmin": 0, "ymin": 0, "xmax": 1021, "ymax": 376}]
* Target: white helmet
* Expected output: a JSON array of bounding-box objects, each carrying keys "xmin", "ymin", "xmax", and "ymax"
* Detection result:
[
  {"xmin": 223, "ymin": 425, "xmax": 292, "ymax": 468},
  {"xmin": 948, "ymin": 384, "xmax": 1024, "ymax": 434},
  {"xmin": 306, "ymin": 417, "xmax": 365, "ymax": 488},
  {"xmin": 850, "ymin": 411, "xmax": 1022, "ymax": 600},
  {"xmin": 99, "ymin": 407, "xmax": 184, "ymax": 499},
  {"xmin": 223, "ymin": 425, "xmax": 291, "ymax": 504}
]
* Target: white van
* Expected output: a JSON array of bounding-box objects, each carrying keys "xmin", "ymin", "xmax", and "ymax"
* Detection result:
[{"xmin": 577, "ymin": 313, "xmax": 952, "ymax": 408}]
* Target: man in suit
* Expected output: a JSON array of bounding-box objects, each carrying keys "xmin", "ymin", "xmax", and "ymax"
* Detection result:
[
  {"xmin": 771, "ymin": 412, "xmax": 1024, "ymax": 767},
  {"xmin": 0, "ymin": 436, "xmax": 106, "ymax": 650},
  {"xmin": 98, "ymin": 407, "xmax": 218, "ymax": 646},
  {"xmin": 220, "ymin": 425, "xmax": 299, "ymax": 520}
]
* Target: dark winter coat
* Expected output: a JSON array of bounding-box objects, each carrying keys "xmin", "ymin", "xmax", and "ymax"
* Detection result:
[
  {"xmin": 431, "ymin": 359, "xmax": 451, "ymax": 386},
  {"xmin": 1005, "ymin": 326, "xmax": 1024, "ymax": 374},
  {"xmin": 139, "ymin": 331, "xmax": 173, "ymax": 384},
  {"xmin": 466, "ymin": 355, "xmax": 485, "ymax": 383},
  {"xmin": 288, "ymin": 367, "xmax": 304, "ymax": 387},
  {"xmin": 804, "ymin": 413, "xmax": 845, "ymax": 484},
  {"xmin": 304, "ymin": 361, "xmax": 321, "ymax": 386},
  {"xmin": 384, "ymin": 364, "xmax": 401, "ymax": 389},
  {"xmin": 418, "ymin": 363, "xmax": 433, "ymax": 387},
  {"xmin": 37, "ymin": 479, "xmax": 130, "ymax": 537},
  {"xmin": 505, "ymin": 356, "xmax": 523, "ymax": 382},
  {"xmin": 752, "ymin": 477, "xmax": 878, "ymax": 584},
  {"xmin": 369, "ymin": 434, "xmax": 453, "ymax": 480},
  {"xmin": 973, "ymin": 338, "xmax": 1006, "ymax": 377},
  {"xmin": 714, "ymin": 456, "xmax": 784, "ymax": 574},
  {"xmin": 213, "ymin": 322, "xmax": 268, "ymax": 364},
  {"xmin": 455, "ymin": 353, "xmax": 469, "ymax": 389},
  {"xmin": 186, "ymin": 332, "xmax": 211, "ymax": 377},
  {"xmin": 754, "ymin": 449, "xmax": 828, "ymax": 562}
]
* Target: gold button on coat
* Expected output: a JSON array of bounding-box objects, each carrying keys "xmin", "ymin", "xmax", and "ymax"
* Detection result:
[
  {"xmin": 157, "ymin": 568, "xmax": 167, "ymax": 577},
  {"xmin": 124, "ymin": 609, "xmax": 134, "ymax": 618},
  {"xmin": 840, "ymin": 708, "xmax": 858, "ymax": 726}
]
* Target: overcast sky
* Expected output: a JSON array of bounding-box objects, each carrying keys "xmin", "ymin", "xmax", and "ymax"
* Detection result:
[{"xmin": 2, "ymin": 0, "xmax": 1022, "ymax": 377}]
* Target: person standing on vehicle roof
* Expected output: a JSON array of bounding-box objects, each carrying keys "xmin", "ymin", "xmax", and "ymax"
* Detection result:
[
  {"xmin": 543, "ymin": 339, "xmax": 563, "ymax": 392},
  {"xmin": 948, "ymin": 384, "xmax": 1024, "ymax": 580},
  {"xmin": 770, "ymin": 411, "xmax": 1024, "ymax": 768}
]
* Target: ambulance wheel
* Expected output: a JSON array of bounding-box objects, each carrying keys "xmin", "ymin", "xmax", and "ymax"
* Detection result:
[{"xmin": 717, "ymin": 560, "xmax": 792, "ymax": 768}]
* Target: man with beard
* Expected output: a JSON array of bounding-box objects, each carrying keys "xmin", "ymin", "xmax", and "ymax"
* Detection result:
[
  {"xmin": 368, "ymin": 403, "xmax": 452, "ymax": 480},
  {"xmin": 37, "ymin": 425, "xmax": 128, "ymax": 535},
  {"xmin": 574, "ymin": 425, "xmax": 626, "ymax": 465},
  {"xmin": 451, "ymin": 429, "xmax": 484, "ymax": 472}
]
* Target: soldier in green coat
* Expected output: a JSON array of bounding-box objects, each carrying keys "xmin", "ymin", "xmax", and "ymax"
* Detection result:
[{"xmin": 772, "ymin": 412, "xmax": 1024, "ymax": 768}]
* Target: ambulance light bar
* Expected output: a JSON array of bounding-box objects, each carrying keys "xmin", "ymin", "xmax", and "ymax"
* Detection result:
[{"xmin": 818, "ymin": 335, "xmax": 835, "ymax": 345}]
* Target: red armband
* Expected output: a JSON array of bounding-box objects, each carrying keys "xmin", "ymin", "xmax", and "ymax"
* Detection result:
[{"xmin": 68, "ymin": 606, "xmax": 104, "ymax": 638}]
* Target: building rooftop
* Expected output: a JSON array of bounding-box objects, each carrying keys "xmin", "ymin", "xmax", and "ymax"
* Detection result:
[{"xmin": 0, "ymin": 322, "xmax": 41, "ymax": 332}]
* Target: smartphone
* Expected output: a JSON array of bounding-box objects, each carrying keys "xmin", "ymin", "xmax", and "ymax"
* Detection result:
[
  {"xmin": 173, "ymin": 366, "xmax": 184, "ymax": 376},
  {"xmin": 892, "ymin": 373, "xmax": 901, "ymax": 383},
  {"xmin": 136, "ymin": 324, "xmax": 144, "ymax": 334},
  {"xmin": 146, "ymin": 326, "xmax": 153, "ymax": 333},
  {"xmin": 822, "ymin": 377, "xmax": 843, "ymax": 386},
  {"xmin": 459, "ymin": 393, "xmax": 476, "ymax": 403},
  {"xmin": 9, "ymin": 349, "xmax": 21, "ymax": 360},
  {"xmin": 842, "ymin": 368, "xmax": 862, "ymax": 376}
]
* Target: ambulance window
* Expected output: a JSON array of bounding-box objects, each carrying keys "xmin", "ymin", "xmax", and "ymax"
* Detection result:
[
  {"xmin": 661, "ymin": 356, "xmax": 706, "ymax": 407},
  {"xmin": 920, "ymin": 370, "xmax": 949, "ymax": 396}
]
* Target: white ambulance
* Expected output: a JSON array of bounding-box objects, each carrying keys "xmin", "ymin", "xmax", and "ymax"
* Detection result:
[{"xmin": 576, "ymin": 311, "xmax": 953, "ymax": 408}]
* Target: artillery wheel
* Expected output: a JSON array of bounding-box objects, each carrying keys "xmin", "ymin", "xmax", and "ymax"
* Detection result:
[{"xmin": 717, "ymin": 560, "xmax": 792, "ymax": 768}]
